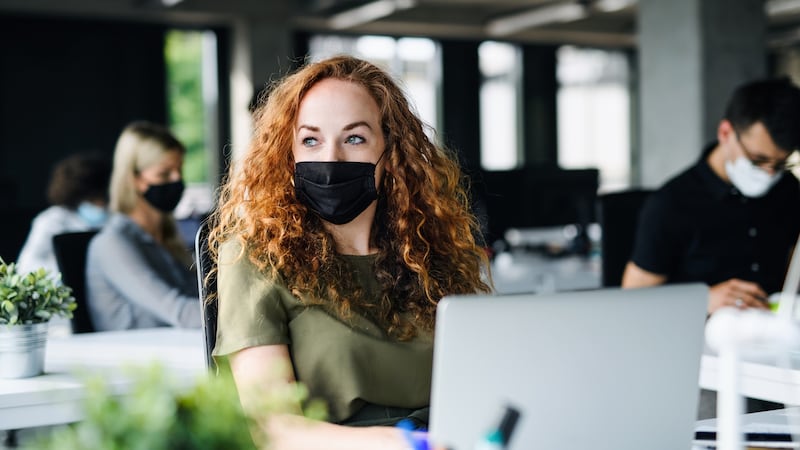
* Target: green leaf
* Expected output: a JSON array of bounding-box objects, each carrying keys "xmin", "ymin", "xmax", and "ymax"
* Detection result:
[
  {"xmin": 1, "ymin": 300, "xmax": 15, "ymax": 314},
  {"xmin": 0, "ymin": 260, "xmax": 79, "ymax": 324}
]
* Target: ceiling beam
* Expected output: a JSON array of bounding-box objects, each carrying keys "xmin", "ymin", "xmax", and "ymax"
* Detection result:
[
  {"xmin": 767, "ymin": 0, "xmax": 800, "ymax": 17},
  {"xmin": 295, "ymin": 15, "xmax": 635, "ymax": 47},
  {"xmin": 486, "ymin": 2, "xmax": 588, "ymax": 37},
  {"xmin": 327, "ymin": 0, "xmax": 416, "ymax": 30}
]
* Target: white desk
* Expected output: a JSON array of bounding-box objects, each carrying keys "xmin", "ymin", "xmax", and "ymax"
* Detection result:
[
  {"xmin": 491, "ymin": 250, "xmax": 601, "ymax": 294},
  {"xmin": 700, "ymin": 347, "xmax": 800, "ymax": 406},
  {"xmin": 695, "ymin": 407, "xmax": 800, "ymax": 448},
  {"xmin": 0, "ymin": 328, "xmax": 205, "ymax": 430}
]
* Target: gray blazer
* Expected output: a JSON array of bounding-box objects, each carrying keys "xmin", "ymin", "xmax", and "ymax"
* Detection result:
[{"xmin": 86, "ymin": 214, "xmax": 201, "ymax": 330}]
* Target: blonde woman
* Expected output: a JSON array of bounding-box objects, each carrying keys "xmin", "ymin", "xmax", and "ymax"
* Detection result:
[
  {"xmin": 210, "ymin": 56, "xmax": 490, "ymax": 449},
  {"xmin": 86, "ymin": 121, "xmax": 200, "ymax": 330}
]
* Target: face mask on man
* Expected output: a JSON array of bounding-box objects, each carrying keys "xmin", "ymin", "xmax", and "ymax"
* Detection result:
[
  {"xmin": 143, "ymin": 180, "xmax": 185, "ymax": 213},
  {"xmin": 77, "ymin": 202, "xmax": 108, "ymax": 227},
  {"xmin": 724, "ymin": 156, "xmax": 783, "ymax": 198},
  {"xmin": 294, "ymin": 161, "xmax": 378, "ymax": 225}
]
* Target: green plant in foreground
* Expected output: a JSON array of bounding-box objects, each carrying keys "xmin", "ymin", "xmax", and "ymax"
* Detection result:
[
  {"xmin": 32, "ymin": 364, "xmax": 328, "ymax": 450},
  {"xmin": 0, "ymin": 258, "xmax": 76, "ymax": 325}
]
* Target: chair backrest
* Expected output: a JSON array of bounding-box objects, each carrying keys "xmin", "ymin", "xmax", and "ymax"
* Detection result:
[
  {"xmin": 52, "ymin": 230, "xmax": 99, "ymax": 333},
  {"xmin": 597, "ymin": 189, "xmax": 653, "ymax": 287},
  {"xmin": 194, "ymin": 222, "xmax": 217, "ymax": 370}
]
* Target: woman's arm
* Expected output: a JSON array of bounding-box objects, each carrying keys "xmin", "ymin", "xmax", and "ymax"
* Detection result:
[
  {"xmin": 229, "ymin": 345, "xmax": 412, "ymax": 450},
  {"xmin": 89, "ymin": 230, "xmax": 200, "ymax": 327}
]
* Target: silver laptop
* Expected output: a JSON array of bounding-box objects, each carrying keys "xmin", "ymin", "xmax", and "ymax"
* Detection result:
[{"xmin": 429, "ymin": 283, "xmax": 708, "ymax": 450}]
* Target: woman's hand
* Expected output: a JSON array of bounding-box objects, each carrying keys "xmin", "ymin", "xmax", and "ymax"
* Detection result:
[{"xmin": 263, "ymin": 414, "xmax": 413, "ymax": 450}]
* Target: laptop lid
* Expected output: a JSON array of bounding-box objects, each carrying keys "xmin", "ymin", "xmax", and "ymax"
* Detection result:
[{"xmin": 429, "ymin": 283, "xmax": 708, "ymax": 450}]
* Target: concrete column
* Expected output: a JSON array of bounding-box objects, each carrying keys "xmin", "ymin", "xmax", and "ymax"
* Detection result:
[
  {"xmin": 637, "ymin": 0, "xmax": 766, "ymax": 188},
  {"xmin": 229, "ymin": 17, "xmax": 296, "ymax": 161}
]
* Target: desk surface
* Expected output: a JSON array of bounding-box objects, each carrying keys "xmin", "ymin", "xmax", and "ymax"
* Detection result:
[
  {"xmin": 45, "ymin": 327, "xmax": 203, "ymax": 372},
  {"xmin": 3, "ymin": 323, "xmax": 799, "ymax": 432},
  {"xmin": 0, "ymin": 327, "xmax": 205, "ymax": 430},
  {"xmin": 695, "ymin": 407, "xmax": 800, "ymax": 449},
  {"xmin": 491, "ymin": 250, "xmax": 601, "ymax": 294}
]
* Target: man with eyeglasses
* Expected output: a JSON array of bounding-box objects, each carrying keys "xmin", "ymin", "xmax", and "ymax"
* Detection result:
[
  {"xmin": 622, "ymin": 77, "xmax": 800, "ymax": 417},
  {"xmin": 623, "ymin": 77, "xmax": 800, "ymax": 313}
]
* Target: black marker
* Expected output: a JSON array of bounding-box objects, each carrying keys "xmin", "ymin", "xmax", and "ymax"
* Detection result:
[{"xmin": 474, "ymin": 404, "xmax": 521, "ymax": 449}]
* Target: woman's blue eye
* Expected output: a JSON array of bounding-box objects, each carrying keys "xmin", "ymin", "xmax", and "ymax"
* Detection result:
[
  {"xmin": 302, "ymin": 137, "xmax": 318, "ymax": 147},
  {"xmin": 345, "ymin": 135, "xmax": 365, "ymax": 145}
]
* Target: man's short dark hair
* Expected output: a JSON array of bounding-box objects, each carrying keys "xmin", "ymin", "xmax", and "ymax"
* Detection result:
[
  {"xmin": 724, "ymin": 77, "xmax": 800, "ymax": 153},
  {"xmin": 47, "ymin": 152, "xmax": 112, "ymax": 209}
]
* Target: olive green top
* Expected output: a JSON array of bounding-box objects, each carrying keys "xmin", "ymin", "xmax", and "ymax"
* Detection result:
[{"xmin": 213, "ymin": 242, "xmax": 433, "ymax": 423}]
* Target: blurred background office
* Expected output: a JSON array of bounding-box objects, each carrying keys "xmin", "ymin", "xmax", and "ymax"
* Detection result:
[{"xmin": 1, "ymin": 0, "xmax": 799, "ymax": 290}]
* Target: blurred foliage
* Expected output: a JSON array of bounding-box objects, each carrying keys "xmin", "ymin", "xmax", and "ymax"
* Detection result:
[
  {"xmin": 32, "ymin": 364, "xmax": 328, "ymax": 450},
  {"xmin": 165, "ymin": 30, "xmax": 208, "ymax": 184},
  {"xmin": 0, "ymin": 258, "xmax": 76, "ymax": 325}
]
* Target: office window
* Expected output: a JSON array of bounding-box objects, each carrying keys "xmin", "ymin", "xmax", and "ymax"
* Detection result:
[
  {"xmin": 556, "ymin": 46, "xmax": 631, "ymax": 191},
  {"xmin": 479, "ymin": 41, "xmax": 522, "ymax": 171},
  {"xmin": 308, "ymin": 35, "xmax": 440, "ymax": 134},
  {"xmin": 773, "ymin": 46, "xmax": 800, "ymax": 180},
  {"xmin": 164, "ymin": 29, "xmax": 219, "ymax": 218}
]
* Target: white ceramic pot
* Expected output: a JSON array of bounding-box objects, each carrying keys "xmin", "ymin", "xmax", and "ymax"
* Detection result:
[{"xmin": 0, "ymin": 322, "xmax": 48, "ymax": 378}]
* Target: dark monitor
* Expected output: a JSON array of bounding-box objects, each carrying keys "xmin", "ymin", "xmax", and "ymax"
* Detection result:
[{"xmin": 475, "ymin": 166, "xmax": 599, "ymax": 244}]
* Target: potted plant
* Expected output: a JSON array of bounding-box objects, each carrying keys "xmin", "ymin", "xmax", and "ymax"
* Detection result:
[
  {"xmin": 0, "ymin": 258, "xmax": 77, "ymax": 378},
  {"xmin": 31, "ymin": 365, "xmax": 327, "ymax": 449}
]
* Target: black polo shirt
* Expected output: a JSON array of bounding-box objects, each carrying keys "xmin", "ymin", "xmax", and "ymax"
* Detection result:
[{"xmin": 630, "ymin": 142, "xmax": 800, "ymax": 294}]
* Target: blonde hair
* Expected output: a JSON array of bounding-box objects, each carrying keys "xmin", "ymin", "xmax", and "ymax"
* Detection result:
[
  {"xmin": 109, "ymin": 121, "xmax": 189, "ymax": 264},
  {"xmin": 211, "ymin": 56, "xmax": 491, "ymax": 340}
]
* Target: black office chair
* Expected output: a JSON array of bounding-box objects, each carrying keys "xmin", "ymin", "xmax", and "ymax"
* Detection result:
[
  {"xmin": 597, "ymin": 189, "xmax": 653, "ymax": 287},
  {"xmin": 52, "ymin": 230, "xmax": 99, "ymax": 333},
  {"xmin": 194, "ymin": 222, "xmax": 218, "ymax": 371}
]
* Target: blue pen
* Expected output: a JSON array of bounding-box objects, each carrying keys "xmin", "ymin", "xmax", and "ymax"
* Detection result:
[{"xmin": 396, "ymin": 419, "xmax": 430, "ymax": 450}]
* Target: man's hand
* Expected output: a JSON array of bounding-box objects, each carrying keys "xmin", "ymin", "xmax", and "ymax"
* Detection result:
[{"xmin": 708, "ymin": 278, "xmax": 768, "ymax": 315}]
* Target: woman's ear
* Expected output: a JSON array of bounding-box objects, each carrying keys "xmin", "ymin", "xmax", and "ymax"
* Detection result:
[{"xmin": 132, "ymin": 171, "xmax": 148, "ymax": 195}]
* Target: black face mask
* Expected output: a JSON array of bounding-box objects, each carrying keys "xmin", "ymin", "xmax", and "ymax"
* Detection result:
[
  {"xmin": 143, "ymin": 180, "xmax": 185, "ymax": 213},
  {"xmin": 294, "ymin": 161, "xmax": 378, "ymax": 225}
]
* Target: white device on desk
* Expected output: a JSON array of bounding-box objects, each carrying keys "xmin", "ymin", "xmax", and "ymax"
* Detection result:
[
  {"xmin": 705, "ymin": 232, "xmax": 800, "ymax": 450},
  {"xmin": 428, "ymin": 283, "xmax": 708, "ymax": 450}
]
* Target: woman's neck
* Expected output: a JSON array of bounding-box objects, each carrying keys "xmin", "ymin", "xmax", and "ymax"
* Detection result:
[
  {"xmin": 324, "ymin": 204, "xmax": 377, "ymax": 256},
  {"xmin": 127, "ymin": 201, "xmax": 164, "ymax": 243}
]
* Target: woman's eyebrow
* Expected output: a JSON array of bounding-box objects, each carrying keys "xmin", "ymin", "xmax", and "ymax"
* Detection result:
[
  {"xmin": 296, "ymin": 121, "xmax": 373, "ymax": 132},
  {"xmin": 297, "ymin": 124, "xmax": 319, "ymax": 132},
  {"xmin": 343, "ymin": 121, "xmax": 372, "ymax": 131}
]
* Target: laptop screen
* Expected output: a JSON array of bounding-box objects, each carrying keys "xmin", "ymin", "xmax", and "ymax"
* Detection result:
[{"xmin": 428, "ymin": 283, "xmax": 708, "ymax": 450}]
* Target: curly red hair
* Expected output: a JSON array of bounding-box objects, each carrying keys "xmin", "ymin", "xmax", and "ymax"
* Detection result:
[{"xmin": 210, "ymin": 55, "xmax": 491, "ymax": 339}]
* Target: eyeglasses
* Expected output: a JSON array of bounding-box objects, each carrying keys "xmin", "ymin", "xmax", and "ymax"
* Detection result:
[{"xmin": 735, "ymin": 132, "xmax": 799, "ymax": 172}]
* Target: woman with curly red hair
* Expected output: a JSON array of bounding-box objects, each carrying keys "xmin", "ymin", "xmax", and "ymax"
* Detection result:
[{"xmin": 210, "ymin": 55, "xmax": 490, "ymax": 449}]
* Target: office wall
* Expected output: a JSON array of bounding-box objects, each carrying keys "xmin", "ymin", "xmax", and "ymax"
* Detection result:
[{"xmin": 0, "ymin": 14, "xmax": 168, "ymax": 260}]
